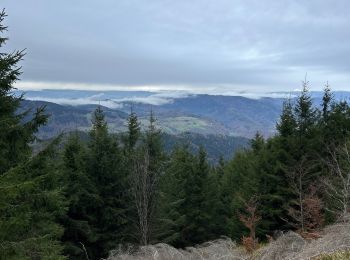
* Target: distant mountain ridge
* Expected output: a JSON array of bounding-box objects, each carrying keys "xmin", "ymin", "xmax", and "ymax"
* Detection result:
[
  {"xmin": 20, "ymin": 94, "xmax": 284, "ymax": 138},
  {"xmin": 19, "ymin": 91, "xmax": 350, "ymax": 139},
  {"xmin": 125, "ymin": 94, "xmax": 284, "ymax": 137}
]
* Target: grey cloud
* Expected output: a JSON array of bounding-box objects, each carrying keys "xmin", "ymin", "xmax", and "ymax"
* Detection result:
[
  {"xmin": 3, "ymin": 0, "xmax": 350, "ymax": 92},
  {"xmin": 24, "ymin": 91, "xmax": 192, "ymax": 108}
]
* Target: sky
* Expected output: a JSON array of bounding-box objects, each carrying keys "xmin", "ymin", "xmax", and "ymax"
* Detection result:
[{"xmin": 3, "ymin": 0, "xmax": 350, "ymax": 95}]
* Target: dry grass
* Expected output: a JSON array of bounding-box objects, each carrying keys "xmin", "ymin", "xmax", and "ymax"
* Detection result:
[
  {"xmin": 312, "ymin": 250, "xmax": 350, "ymax": 260},
  {"xmin": 107, "ymin": 238, "xmax": 247, "ymax": 260},
  {"xmin": 251, "ymin": 231, "xmax": 306, "ymax": 260},
  {"xmin": 107, "ymin": 222, "xmax": 350, "ymax": 260},
  {"xmin": 293, "ymin": 224, "xmax": 350, "ymax": 259}
]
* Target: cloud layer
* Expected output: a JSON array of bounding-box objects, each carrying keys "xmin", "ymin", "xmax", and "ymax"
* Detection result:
[{"xmin": 4, "ymin": 0, "xmax": 350, "ymax": 92}]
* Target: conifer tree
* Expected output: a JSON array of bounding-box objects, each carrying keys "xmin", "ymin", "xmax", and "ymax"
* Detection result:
[
  {"xmin": 277, "ymin": 99, "xmax": 297, "ymax": 138},
  {"xmin": 0, "ymin": 139, "xmax": 66, "ymax": 259},
  {"xmin": 126, "ymin": 108, "xmax": 141, "ymax": 151},
  {"xmin": 216, "ymin": 155, "xmax": 226, "ymax": 178},
  {"xmin": 322, "ymin": 83, "xmax": 333, "ymax": 120},
  {"xmin": 145, "ymin": 110, "xmax": 163, "ymax": 163},
  {"xmin": 325, "ymin": 101, "xmax": 350, "ymax": 145},
  {"xmin": 203, "ymin": 153, "xmax": 226, "ymax": 239},
  {"xmin": 215, "ymin": 156, "xmax": 233, "ymax": 237},
  {"xmin": 156, "ymin": 146, "xmax": 194, "ymax": 247},
  {"xmin": 251, "ymin": 132, "xmax": 265, "ymax": 153},
  {"xmin": 87, "ymin": 106, "xmax": 127, "ymax": 258},
  {"xmin": 294, "ymin": 80, "xmax": 318, "ymax": 139},
  {"xmin": 221, "ymin": 150, "xmax": 259, "ymax": 240},
  {"xmin": 60, "ymin": 133, "xmax": 99, "ymax": 259},
  {"xmin": 0, "ymin": 10, "xmax": 47, "ymax": 174},
  {"xmin": 255, "ymin": 138, "xmax": 295, "ymax": 234},
  {"xmin": 183, "ymin": 146, "xmax": 211, "ymax": 244},
  {"xmin": 0, "ymin": 11, "xmax": 65, "ymax": 259}
]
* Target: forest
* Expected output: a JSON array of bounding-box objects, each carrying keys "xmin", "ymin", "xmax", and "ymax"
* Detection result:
[{"xmin": 1, "ymin": 10, "xmax": 350, "ymax": 260}]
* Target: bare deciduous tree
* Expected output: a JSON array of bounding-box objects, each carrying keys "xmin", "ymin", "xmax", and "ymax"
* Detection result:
[
  {"xmin": 238, "ymin": 196, "xmax": 261, "ymax": 252},
  {"xmin": 130, "ymin": 149, "xmax": 159, "ymax": 245},
  {"xmin": 324, "ymin": 143, "xmax": 350, "ymax": 223},
  {"xmin": 286, "ymin": 157, "xmax": 312, "ymax": 232},
  {"xmin": 302, "ymin": 185, "xmax": 324, "ymax": 234}
]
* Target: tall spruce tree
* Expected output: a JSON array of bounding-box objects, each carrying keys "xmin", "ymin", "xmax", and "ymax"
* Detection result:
[
  {"xmin": 87, "ymin": 106, "xmax": 127, "ymax": 258},
  {"xmin": 60, "ymin": 133, "xmax": 99, "ymax": 259},
  {"xmin": 126, "ymin": 108, "xmax": 141, "ymax": 151},
  {"xmin": 145, "ymin": 110, "xmax": 163, "ymax": 168},
  {"xmin": 0, "ymin": 10, "xmax": 47, "ymax": 174},
  {"xmin": 322, "ymin": 83, "xmax": 333, "ymax": 120},
  {"xmin": 0, "ymin": 138, "xmax": 66, "ymax": 259},
  {"xmin": 277, "ymin": 99, "xmax": 297, "ymax": 138},
  {"xmin": 221, "ymin": 149, "xmax": 259, "ymax": 240},
  {"xmin": 325, "ymin": 101, "xmax": 350, "ymax": 145},
  {"xmin": 156, "ymin": 146, "xmax": 194, "ymax": 247},
  {"xmin": 202, "ymin": 150, "xmax": 226, "ymax": 239},
  {"xmin": 183, "ymin": 146, "xmax": 211, "ymax": 244},
  {"xmin": 0, "ymin": 11, "xmax": 66, "ymax": 259},
  {"xmin": 294, "ymin": 80, "xmax": 318, "ymax": 140}
]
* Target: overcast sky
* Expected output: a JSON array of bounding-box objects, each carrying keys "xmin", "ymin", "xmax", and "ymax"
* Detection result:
[{"xmin": 3, "ymin": 0, "xmax": 350, "ymax": 93}]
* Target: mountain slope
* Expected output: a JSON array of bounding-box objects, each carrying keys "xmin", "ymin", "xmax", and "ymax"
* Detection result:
[
  {"xmin": 20, "ymin": 100, "xmax": 232, "ymax": 138},
  {"xmin": 162, "ymin": 132, "xmax": 249, "ymax": 162},
  {"xmin": 119, "ymin": 95, "xmax": 284, "ymax": 137}
]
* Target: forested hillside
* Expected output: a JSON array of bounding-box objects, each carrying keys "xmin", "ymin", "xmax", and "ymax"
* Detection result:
[
  {"xmin": 19, "ymin": 96, "xmax": 281, "ymax": 139},
  {"xmin": 31, "ymin": 131, "xmax": 248, "ymax": 164},
  {"xmin": 2, "ymin": 10, "xmax": 350, "ymax": 260}
]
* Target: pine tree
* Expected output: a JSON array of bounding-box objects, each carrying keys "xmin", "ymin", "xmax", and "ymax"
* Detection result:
[
  {"xmin": 215, "ymin": 156, "xmax": 233, "ymax": 237},
  {"xmin": 156, "ymin": 146, "xmax": 194, "ymax": 247},
  {"xmin": 251, "ymin": 132, "xmax": 265, "ymax": 153},
  {"xmin": 0, "ymin": 138, "xmax": 66, "ymax": 259},
  {"xmin": 325, "ymin": 101, "xmax": 350, "ymax": 145},
  {"xmin": 254, "ymin": 138, "xmax": 294, "ymax": 235},
  {"xmin": 216, "ymin": 155, "xmax": 226, "ymax": 178},
  {"xmin": 60, "ymin": 133, "xmax": 99, "ymax": 259},
  {"xmin": 322, "ymin": 83, "xmax": 333, "ymax": 120},
  {"xmin": 183, "ymin": 146, "xmax": 211, "ymax": 244},
  {"xmin": 126, "ymin": 108, "xmax": 141, "ymax": 151},
  {"xmin": 203, "ymin": 155, "xmax": 226, "ymax": 239},
  {"xmin": 277, "ymin": 98, "xmax": 297, "ymax": 138},
  {"xmin": 144, "ymin": 109, "xmax": 164, "ymax": 174},
  {"xmin": 86, "ymin": 106, "xmax": 127, "ymax": 258},
  {"xmin": 0, "ymin": 11, "xmax": 65, "ymax": 259},
  {"xmin": 221, "ymin": 150, "xmax": 259, "ymax": 240},
  {"xmin": 294, "ymin": 80, "xmax": 318, "ymax": 139},
  {"xmin": 0, "ymin": 10, "xmax": 47, "ymax": 174}
]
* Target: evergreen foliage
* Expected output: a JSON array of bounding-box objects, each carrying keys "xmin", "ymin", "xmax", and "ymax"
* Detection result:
[
  {"xmin": 0, "ymin": 10, "xmax": 65, "ymax": 259},
  {"xmin": 0, "ymin": 138, "xmax": 66, "ymax": 259},
  {"xmin": 0, "ymin": 10, "xmax": 47, "ymax": 175},
  {"xmin": 60, "ymin": 133, "xmax": 98, "ymax": 259},
  {"xmin": 86, "ymin": 106, "xmax": 127, "ymax": 258},
  {"xmin": 125, "ymin": 108, "xmax": 141, "ymax": 151}
]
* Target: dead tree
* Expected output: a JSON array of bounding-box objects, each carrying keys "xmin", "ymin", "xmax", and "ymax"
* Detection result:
[
  {"xmin": 130, "ymin": 149, "xmax": 158, "ymax": 245},
  {"xmin": 302, "ymin": 185, "xmax": 324, "ymax": 232},
  {"xmin": 324, "ymin": 143, "xmax": 350, "ymax": 223},
  {"xmin": 287, "ymin": 157, "xmax": 310, "ymax": 232},
  {"xmin": 238, "ymin": 196, "xmax": 261, "ymax": 252},
  {"xmin": 286, "ymin": 156, "xmax": 324, "ymax": 234}
]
